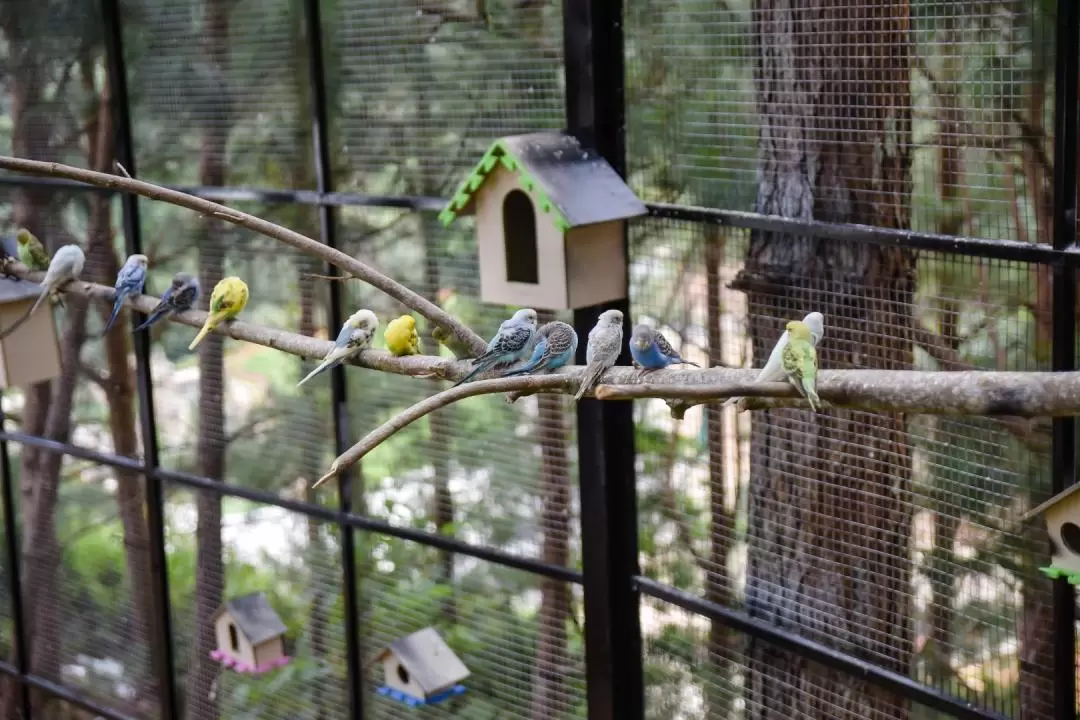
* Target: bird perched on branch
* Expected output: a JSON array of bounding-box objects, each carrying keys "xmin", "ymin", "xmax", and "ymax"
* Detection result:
[
  {"xmin": 297, "ymin": 308, "xmax": 379, "ymax": 388},
  {"xmin": 16, "ymin": 229, "xmax": 50, "ymax": 271},
  {"xmin": 501, "ymin": 320, "xmax": 578, "ymax": 377},
  {"xmin": 385, "ymin": 314, "xmax": 421, "ymax": 357},
  {"xmin": 30, "ymin": 244, "xmax": 85, "ymax": 316},
  {"xmin": 782, "ymin": 320, "xmax": 821, "ymax": 412},
  {"xmin": 134, "ymin": 272, "xmax": 201, "ymax": 333},
  {"xmin": 724, "ymin": 311, "xmax": 825, "ymax": 409},
  {"xmin": 575, "ymin": 309, "xmax": 623, "ymax": 401},
  {"xmin": 453, "ymin": 307, "xmax": 538, "ymax": 387},
  {"xmin": 101, "ymin": 253, "xmax": 149, "ymax": 336},
  {"xmin": 189, "ymin": 276, "xmax": 249, "ymax": 350},
  {"xmin": 629, "ymin": 324, "xmax": 699, "ymax": 376}
]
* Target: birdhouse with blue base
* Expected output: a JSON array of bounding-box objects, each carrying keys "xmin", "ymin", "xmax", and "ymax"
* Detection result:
[
  {"xmin": 210, "ymin": 592, "xmax": 291, "ymax": 674},
  {"xmin": 374, "ymin": 627, "xmax": 470, "ymax": 707},
  {"xmin": 0, "ymin": 278, "xmax": 62, "ymax": 389},
  {"xmin": 1023, "ymin": 485, "xmax": 1080, "ymax": 585},
  {"xmin": 439, "ymin": 132, "xmax": 647, "ymax": 311}
]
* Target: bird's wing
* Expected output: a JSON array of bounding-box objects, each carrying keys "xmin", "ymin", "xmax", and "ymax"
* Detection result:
[
  {"xmin": 545, "ymin": 326, "xmax": 577, "ymax": 356},
  {"xmin": 490, "ymin": 324, "xmax": 533, "ymax": 355},
  {"xmin": 653, "ymin": 331, "xmax": 680, "ymax": 359},
  {"xmin": 756, "ymin": 332, "xmax": 789, "ymax": 383}
]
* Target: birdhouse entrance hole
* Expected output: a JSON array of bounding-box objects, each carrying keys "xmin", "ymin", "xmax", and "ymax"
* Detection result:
[
  {"xmin": 397, "ymin": 664, "xmax": 410, "ymax": 684},
  {"xmin": 1062, "ymin": 522, "xmax": 1080, "ymax": 554},
  {"xmin": 228, "ymin": 623, "xmax": 240, "ymax": 652},
  {"xmin": 502, "ymin": 190, "xmax": 539, "ymax": 284}
]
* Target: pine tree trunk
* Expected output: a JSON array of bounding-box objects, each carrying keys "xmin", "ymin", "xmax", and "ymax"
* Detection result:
[{"xmin": 738, "ymin": 1, "xmax": 914, "ymax": 718}]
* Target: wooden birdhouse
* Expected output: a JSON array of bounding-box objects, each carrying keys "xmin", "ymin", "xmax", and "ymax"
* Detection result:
[
  {"xmin": 373, "ymin": 627, "xmax": 470, "ymax": 707},
  {"xmin": 209, "ymin": 592, "xmax": 291, "ymax": 674},
  {"xmin": 1023, "ymin": 486, "xmax": 1080, "ymax": 584},
  {"xmin": 0, "ymin": 278, "xmax": 62, "ymax": 388},
  {"xmin": 438, "ymin": 132, "xmax": 647, "ymax": 311}
]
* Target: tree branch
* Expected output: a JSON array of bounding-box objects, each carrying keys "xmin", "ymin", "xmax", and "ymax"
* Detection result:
[{"xmin": 0, "ymin": 155, "xmax": 487, "ymax": 356}]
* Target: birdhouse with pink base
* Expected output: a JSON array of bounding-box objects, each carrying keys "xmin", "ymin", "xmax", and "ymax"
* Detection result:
[
  {"xmin": 0, "ymin": 278, "xmax": 62, "ymax": 388},
  {"xmin": 439, "ymin": 132, "xmax": 647, "ymax": 311},
  {"xmin": 210, "ymin": 592, "xmax": 291, "ymax": 674}
]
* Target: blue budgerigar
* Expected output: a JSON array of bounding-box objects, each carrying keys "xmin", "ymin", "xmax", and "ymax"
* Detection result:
[
  {"xmin": 134, "ymin": 272, "xmax": 201, "ymax": 333},
  {"xmin": 453, "ymin": 307, "xmax": 538, "ymax": 387},
  {"xmin": 102, "ymin": 254, "xmax": 149, "ymax": 336},
  {"xmin": 574, "ymin": 308, "xmax": 624, "ymax": 401},
  {"xmin": 501, "ymin": 320, "xmax": 578, "ymax": 377},
  {"xmin": 629, "ymin": 324, "xmax": 700, "ymax": 374}
]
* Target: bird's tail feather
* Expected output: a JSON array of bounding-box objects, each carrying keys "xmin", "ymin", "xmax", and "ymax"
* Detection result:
[
  {"xmin": 101, "ymin": 298, "xmax": 124, "ymax": 337},
  {"xmin": 134, "ymin": 307, "xmax": 168, "ymax": 333},
  {"xmin": 452, "ymin": 359, "xmax": 492, "ymax": 388},
  {"xmin": 29, "ymin": 289, "xmax": 48, "ymax": 318},
  {"xmin": 573, "ymin": 364, "xmax": 606, "ymax": 402},
  {"xmin": 681, "ymin": 359, "xmax": 702, "ymax": 367},
  {"xmin": 802, "ymin": 378, "xmax": 820, "ymax": 412},
  {"xmin": 187, "ymin": 320, "xmax": 215, "ymax": 351},
  {"xmin": 297, "ymin": 356, "xmax": 340, "ymax": 388}
]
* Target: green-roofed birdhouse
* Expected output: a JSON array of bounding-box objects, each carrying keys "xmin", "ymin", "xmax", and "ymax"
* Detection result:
[
  {"xmin": 1023, "ymin": 485, "xmax": 1080, "ymax": 585},
  {"xmin": 439, "ymin": 132, "xmax": 647, "ymax": 310}
]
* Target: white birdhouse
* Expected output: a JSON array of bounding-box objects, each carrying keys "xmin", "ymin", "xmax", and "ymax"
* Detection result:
[
  {"xmin": 210, "ymin": 592, "xmax": 291, "ymax": 674},
  {"xmin": 1024, "ymin": 486, "xmax": 1080, "ymax": 585},
  {"xmin": 373, "ymin": 627, "xmax": 470, "ymax": 707},
  {"xmin": 0, "ymin": 278, "xmax": 62, "ymax": 388},
  {"xmin": 439, "ymin": 132, "xmax": 647, "ymax": 311}
]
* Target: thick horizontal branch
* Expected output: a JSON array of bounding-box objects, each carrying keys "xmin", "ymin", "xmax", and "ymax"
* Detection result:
[{"xmin": 0, "ymin": 155, "xmax": 487, "ymax": 356}]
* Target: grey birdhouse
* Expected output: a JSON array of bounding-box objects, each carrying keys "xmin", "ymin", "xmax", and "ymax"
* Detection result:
[
  {"xmin": 1024, "ymin": 486, "xmax": 1080, "ymax": 584},
  {"xmin": 210, "ymin": 592, "xmax": 291, "ymax": 673},
  {"xmin": 439, "ymin": 132, "xmax": 647, "ymax": 311},
  {"xmin": 0, "ymin": 278, "xmax": 62, "ymax": 388},
  {"xmin": 373, "ymin": 627, "xmax": 470, "ymax": 707}
]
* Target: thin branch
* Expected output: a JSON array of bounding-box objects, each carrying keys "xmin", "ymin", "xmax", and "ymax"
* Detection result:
[{"xmin": 0, "ymin": 155, "xmax": 488, "ymax": 356}]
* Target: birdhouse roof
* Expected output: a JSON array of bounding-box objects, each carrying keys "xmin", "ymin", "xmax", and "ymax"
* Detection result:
[
  {"xmin": 0, "ymin": 278, "xmax": 44, "ymax": 304},
  {"xmin": 1023, "ymin": 484, "xmax": 1080, "ymax": 522},
  {"xmin": 373, "ymin": 627, "xmax": 470, "ymax": 692},
  {"xmin": 438, "ymin": 132, "xmax": 648, "ymax": 232},
  {"xmin": 212, "ymin": 592, "xmax": 287, "ymax": 645}
]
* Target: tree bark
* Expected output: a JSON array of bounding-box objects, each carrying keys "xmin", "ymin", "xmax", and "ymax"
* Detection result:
[
  {"xmin": 737, "ymin": 1, "xmax": 914, "ymax": 718},
  {"xmin": 187, "ymin": 0, "xmax": 230, "ymax": 716}
]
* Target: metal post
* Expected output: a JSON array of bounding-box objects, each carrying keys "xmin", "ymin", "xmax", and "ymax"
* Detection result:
[
  {"xmin": 1051, "ymin": 0, "xmax": 1079, "ymax": 717},
  {"xmin": 563, "ymin": 0, "xmax": 644, "ymax": 717},
  {"xmin": 302, "ymin": 1, "xmax": 364, "ymax": 718},
  {"xmin": 100, "ymin": 2, "xmax": 179, "ymax": 718},
  {"xmin": 0, "ymin": 395, "xmax": 31, "ymax": 718}
]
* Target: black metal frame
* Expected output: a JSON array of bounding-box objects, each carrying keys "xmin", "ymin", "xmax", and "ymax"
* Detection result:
[{"xmin": 0, "ymin": 0, "xmax": 1076, "ymax": 719}]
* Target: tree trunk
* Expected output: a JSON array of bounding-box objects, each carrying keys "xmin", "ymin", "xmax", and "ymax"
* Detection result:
[
  {"xmin": 737, "ymin": 1, "xmax": 914, "ymax": 718},
  {"xmin": 529, "ymin": 379, "xmax": 571, "ymax": 720},
  {"xmin": 187, "ymin": 0, "xmax": 231, "ymax": 716}
]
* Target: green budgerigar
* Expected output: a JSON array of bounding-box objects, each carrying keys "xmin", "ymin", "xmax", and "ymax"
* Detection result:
[
  {"xmin": 781, "ymin": 320, "xmax": 821, "ymax": 412},
  {"xmin": 16, "ymin": 229, "xmax": 50, "ymax": 271}
]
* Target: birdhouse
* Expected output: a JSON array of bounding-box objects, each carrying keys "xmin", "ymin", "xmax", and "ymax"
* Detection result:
[
  {"xmin": 209, "ymin": 592, "xmax": 291, "ymax": 673},
  {"xmin": 0, "ymin": 278, "xmax": 62, "ymax": 388},
  {"xmin": 1023, "ymin": 486, "xmax": 1080, "ymax": 584},
  {"xmin": 438, "ymin": 132, "xmax": 647, "ymax": 311},
  {"xmin": 373, "ymin": 627, "xmax": 470, "ymax": 707}
]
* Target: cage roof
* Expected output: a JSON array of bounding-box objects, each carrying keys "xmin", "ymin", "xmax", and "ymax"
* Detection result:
[
  {"xmin": 374, "ymin": 627, "xmax": 470, "ymax": 693},
  {"xmin": 213, "ymin": 591, "xmax": 287, "ymax": 646},
  {"xmin": 438, "ymin": 132, "xmax": 647, "ymax": 232},
  {"xmin": 0, "ymin": 277, "xmax": 44, "ymax": 304}
]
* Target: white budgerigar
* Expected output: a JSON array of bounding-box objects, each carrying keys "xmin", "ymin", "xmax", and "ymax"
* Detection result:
[
  {"xmin": 297, "ymin": 309, "xmax": 379, "ymax": 388},
  {"xmin": 30, "ymin": 244, "xmax": 86, "ymax": 317},
  {"xmin": 724, "ymin": 311, "xmax": 824, "ymax": 407},
  {"xmin": 574, "ymin": 308, "xmax": 624, "ymax": 401}
]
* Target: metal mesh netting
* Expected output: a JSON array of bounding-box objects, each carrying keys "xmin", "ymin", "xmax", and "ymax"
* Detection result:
[
  {"xmin": 624, "ymin": 0, "xmax": 1056, "ymax": 243},
  {"xmin": 629, "ymin": 217, "xmax": 1055, "ymax": 718}
]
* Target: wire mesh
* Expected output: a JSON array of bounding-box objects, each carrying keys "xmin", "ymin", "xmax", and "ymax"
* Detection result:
[
  {"xmin": 629, "ymin": 216, "xmax": 1056, "ymax": 718},
  {"xmin": 624, "ymin": 0, "xmax": 1056, "ymax": 243}
]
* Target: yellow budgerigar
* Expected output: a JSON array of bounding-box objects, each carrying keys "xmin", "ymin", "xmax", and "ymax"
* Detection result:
[
  {"xmin": 385, "ymin": 314, "xmax": 421, "ymax": 356},
  {"xmin": 781, "ymin": 320, "xmax": 821, "ymax": 412},
  {"xmin": 188, "ymin": 276, "xmax": 249, "ymax": 351}
]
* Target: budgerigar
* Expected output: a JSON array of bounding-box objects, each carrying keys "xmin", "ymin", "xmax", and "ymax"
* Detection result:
[
  {"xmin": 134, "ymin": 272, "xmax": 201, "ymax": 332},
  {"xmin": 188, "ymin": 276, "xmax": 249, "ymax": 350},
  {"xmin": 574, "ymin": 309, "xmax": 623, "ymax": 401},
  {"xmin": 16, "ymin": 229, "xmax": 50, "ymax": 271},
  {"xmin": 297, "ymin": 308, "xmax": 379, "ymax": 387},
  {"xmin": 501, "ymin": 320, "xmax": 578, "ymax": 377},
  {"xmin": 101, "ymin": 254, "xmax": 149, "ymax": 336},
  {"xmin": 781, "ymin": 320, "xmax": 821, "ymax": 412},
  {"xmin": 385, "ymin": 314, "xmax": 421, "ymax": 357},
  {"xmin": 724, "ymin": 311, "xmax": 825, "ymax": 408},
  {"xmin": 29, "ymin": 244, "xmax": 85, "ymax": 316},
  {"xmin": 453, "ymin": 308, "xmax": 538, "ymax": 387},
  {"xmin": 628, "ymin": 324, "xmax": 700, "ymax": 374}
]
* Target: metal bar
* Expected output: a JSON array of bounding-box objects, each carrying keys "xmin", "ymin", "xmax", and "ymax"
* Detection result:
[
  {"xmin": 0, "ymin": 396, "xmax": 31, "ymax": 719},
  {"xmin": 0, "ymin": 662, "xmax": 137, "ymax": 720},
  {"xmin": 636, "ymin": 578, "xmax": 1012, "ymax": 720},
  {"xmin": 99, "ymin": 3, "xmax": 179, "ymax": 719},
  {"xmin": 301, "ymin": 1, "xmax": 364, "ymax": 718},
  {"xmin": 1051, "ymin": 0, "xmax": 1079, "ymax": 717},
  {"xmin": 0, "ymin": 432, "xmax": 584, "ymax": 584},
  {"xmin": 563, "ymin": 0, "xmax": 644, "ymax": 717}
]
